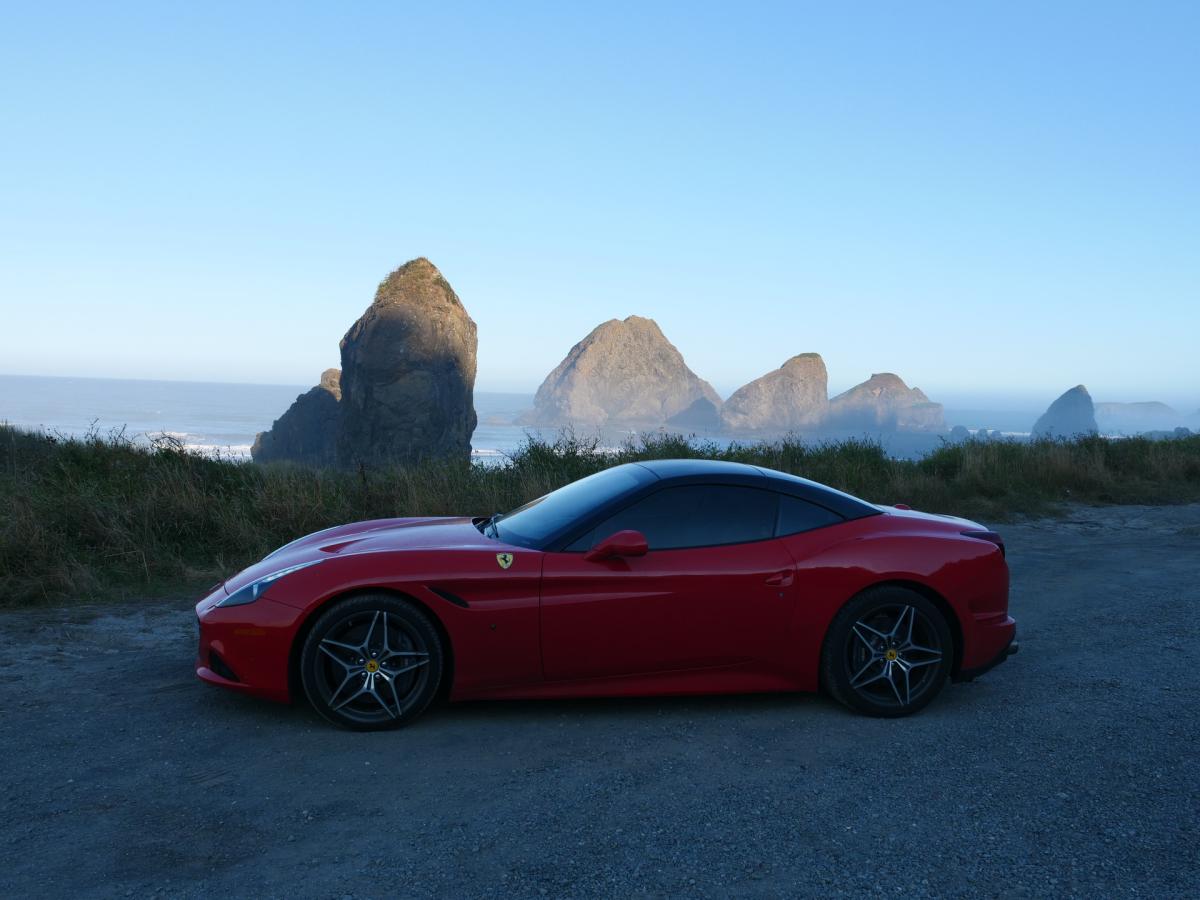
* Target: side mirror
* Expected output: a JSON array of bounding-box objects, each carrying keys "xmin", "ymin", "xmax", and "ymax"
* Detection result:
[{"xmin": 584, "ymin": 529, "xmax": 649, "ymax": 562}]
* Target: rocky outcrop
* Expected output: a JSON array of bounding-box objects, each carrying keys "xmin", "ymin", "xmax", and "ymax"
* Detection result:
[
  {"xmin": 719, "ymin": 354, "xmax": 829, "ymax": 431},
  {"xmin": 895, "ymin": 402, "xmax": 945, "ymax": 432},
  {"xmin": 337, "ymin": 258, "xmax": 477, "ymax": 465},
  {"xmin": 254, "ymin": 258, "xmax": 478, "ymax": 467},
  {"xmin": 251, "ymin": 369, "xmax": 342, "ymax": 465},
  {"xmin": 666, "ymin": 397, "xmax": 722, "ymax": 430},
  {"xmin": 827, "ymin": 373, "xmax": 945, "ymax": 432},
  {"xmin": 1032, "ymin": 385, "xmax": 1098, "ymax": 438},
  {"xmin": 1095, "ymin": 401, "xmax": 1180, "ymax": 433},
  {"xmin": 520, "ymin": 316, "xmax": 720, "ymax": 427}
]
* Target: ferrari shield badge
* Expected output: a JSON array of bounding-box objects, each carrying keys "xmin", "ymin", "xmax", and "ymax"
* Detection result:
[{"xmin": 496, "ymin": 552, "xmax": 514, "ymax": 570}]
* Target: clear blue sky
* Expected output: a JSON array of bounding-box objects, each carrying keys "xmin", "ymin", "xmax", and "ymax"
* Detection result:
[{"xmin": 1, "ymin": 1, "xmax": 1196, "ymax": 408}]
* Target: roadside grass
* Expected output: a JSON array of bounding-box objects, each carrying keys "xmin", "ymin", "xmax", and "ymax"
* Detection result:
[{"xmin": 3, "ymin": 424, "xmax": 1199, "ymax": 606}]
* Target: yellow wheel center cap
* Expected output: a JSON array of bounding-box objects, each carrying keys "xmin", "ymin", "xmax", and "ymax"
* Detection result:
[
  {"xmin": 885, "ymin": 649, "xmax": 898, "ymax": 661},
  {"xmin": 365, "ymin": 660, "xmax": 379, "ymax": 673}
]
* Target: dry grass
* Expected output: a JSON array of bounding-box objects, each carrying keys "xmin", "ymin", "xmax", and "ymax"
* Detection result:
[{"xmin": 3, "ymin": 424, "xmax": 1199, "ymax": 606}]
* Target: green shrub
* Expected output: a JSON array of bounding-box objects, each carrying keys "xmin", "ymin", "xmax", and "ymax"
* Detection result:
[{"xmin": 2, "ymin": 425, "xmax": 1198, "ymax": 606}]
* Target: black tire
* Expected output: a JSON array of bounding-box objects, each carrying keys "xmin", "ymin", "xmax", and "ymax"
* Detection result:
[
  {"xmin": 820, "ymin": 586, "xmax": 953, "ymax": 718},
  {"xmin": 300, "ymin": 593, "xmax": 444, "ymax": 731}
]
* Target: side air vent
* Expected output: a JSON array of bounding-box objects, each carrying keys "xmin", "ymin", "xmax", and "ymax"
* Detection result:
[{"xmin": 428, "ymin": 586, "xmax": 470, "ymax": 608}]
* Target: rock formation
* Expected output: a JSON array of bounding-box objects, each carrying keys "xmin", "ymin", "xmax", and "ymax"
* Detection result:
[
  {"xmin": 337, "ymin": 258, "xmax": 477, "ymax": 465},
  {"xmin": 827, "ymin": 373, "xmax": 945, "ymax": 432},
  {"xmin": 253, "ymin": 258, "xmax": 477, "ymax": 467},
  {"xmin": 251, "ymin": 369, "xmax": 342, "ymax": 465},
  {"xmin": 666, "ymin": 397, "xmax": 722, "ymax": 430},
  {"xmin": 1032, "ymin": 385, "xmax": 1098, "ymax": 438},
  {"xmin": 949, "ymin": 425, "xmax": 970, "ymax": 442},
  {"xmin": 719, "ymin": 354, "xmax": 829, "ymax": 431},
  {"xmin": 520, "ymin": 316, "xmax": 720, "ymax": 427},
  {"xmin": 1095, "ymin": 401, "xmax": 1180, "ymax": 433}
]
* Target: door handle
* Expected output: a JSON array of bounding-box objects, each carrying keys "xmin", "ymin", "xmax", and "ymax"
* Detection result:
[{"xmin": 765, "ymin": 570, "xmax": 794, "ymax": 587}]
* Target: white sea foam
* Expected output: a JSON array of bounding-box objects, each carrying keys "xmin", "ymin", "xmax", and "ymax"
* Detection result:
[{"xmin": 186, "ymin": 443, "xmax": 253, "ymax": 458}]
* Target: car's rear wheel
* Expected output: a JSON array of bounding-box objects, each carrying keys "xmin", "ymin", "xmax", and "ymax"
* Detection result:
[
  {"xmin": 300, "ymin": 594, "xmax": 444, "ymax": 731},
  {"xmin": 820, "ymin": 586, "xmax": 953, "ymax": 717}
]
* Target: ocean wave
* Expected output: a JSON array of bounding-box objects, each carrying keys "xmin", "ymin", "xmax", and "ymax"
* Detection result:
[{"xmin": 188, "ymin": 443, "xmax": 252, "ymax": 455}]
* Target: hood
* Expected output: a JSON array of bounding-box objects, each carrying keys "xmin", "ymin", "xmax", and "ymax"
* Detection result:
[{"xmin": 224, "ymin": 516, "xmax": 498, "ymax": 594}]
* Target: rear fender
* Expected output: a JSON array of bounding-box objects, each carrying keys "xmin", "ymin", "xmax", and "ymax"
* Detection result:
[{"xmin": 779, "ymin": 528, "xmax": 1004, "ymax": 689}]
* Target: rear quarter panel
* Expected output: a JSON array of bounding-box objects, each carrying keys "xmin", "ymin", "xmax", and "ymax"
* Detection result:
[{"xmin": 778, "ymin": 514, "xmax": 1009, "ymax": 689}]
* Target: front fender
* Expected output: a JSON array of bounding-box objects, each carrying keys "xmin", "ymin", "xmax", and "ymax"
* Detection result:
[{"xmin": 261, "ymin": 548, "xmax": 546, "ymax": 699}]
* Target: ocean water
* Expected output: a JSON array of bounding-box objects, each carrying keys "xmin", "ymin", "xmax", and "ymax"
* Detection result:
[
  {"xmin": 1, "ymin": 373, "xmax": 1042, "ymax": 463},
  {"xmin": 0, "ymin": 374, "xmax": 544, "ymax": 460}
]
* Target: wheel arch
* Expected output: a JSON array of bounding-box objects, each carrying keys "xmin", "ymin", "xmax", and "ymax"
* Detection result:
[
  {"xmin": 836, "ymin": 578, "xmax": 965, "ymax": 676},
  {"xmin": 287, "ymin": 586, "xmax": 456, "ymax": 705}
]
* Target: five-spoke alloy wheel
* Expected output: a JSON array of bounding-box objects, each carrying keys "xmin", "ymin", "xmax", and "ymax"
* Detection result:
[
  {"xmin": 300, "ymin": 594, "xmax": 444, "ymax": 731},
  {"xmin": 821, "ymin": 586, "xmax": 953, "ymax": 717}
]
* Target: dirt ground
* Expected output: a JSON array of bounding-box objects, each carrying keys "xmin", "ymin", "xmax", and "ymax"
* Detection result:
[{"xmin": 1, "ymin": 504, "xmax": 1197, "ymax": 898}]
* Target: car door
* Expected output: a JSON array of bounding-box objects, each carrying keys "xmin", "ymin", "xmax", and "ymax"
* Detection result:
[{"xmin": 540, "ymin": 484, "xmax": 798, "ymax": 681}]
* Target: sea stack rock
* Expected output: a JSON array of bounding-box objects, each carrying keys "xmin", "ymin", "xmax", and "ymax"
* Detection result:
[
  {"xmin": 251, "ymin": 369, "xmax": 342, "ymax": 465},
  {"xmin": 337, "ymin": 258, "xmax": 478, "ymax": 465},
  {"xmin": 666, "ymin": 397, "xmax": 722, "ymax": 430},
  {"xmin": 1032, "ymin": 385, "xmax": 1098, "ymax": 438},
  {"xmin": 828, "ymin": 373, "xmax": 945, "ymax": 431},
  {"xmin": 720, "ymin": 354, "xmax": 829, "ymax": 431},
  {"xmin": 1094, "ymin": 401, "xmax": 1179, "ymax": 433},
  {"xmin": 521, "ymin": 316, "xmax": 720, "ymax": 426}
]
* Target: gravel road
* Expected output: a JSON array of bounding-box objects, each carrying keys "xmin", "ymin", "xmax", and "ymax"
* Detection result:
[{"xmin": 1, "ymin": 504, "xmax": 1197, "ymax": 898}]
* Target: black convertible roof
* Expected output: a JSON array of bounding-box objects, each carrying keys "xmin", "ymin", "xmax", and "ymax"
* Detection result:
[
  {"xmin": 634, "ymin": 459, "xmax": 760, "ymax": 479},
  {"xmin": 630, "ymin": 459, "xmax": 878, "ymax": 520}
]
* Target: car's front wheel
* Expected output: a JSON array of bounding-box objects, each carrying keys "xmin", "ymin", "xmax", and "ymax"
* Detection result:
[
  {"xmin": 820, "ymin": 586, "xmax": 953, "ymax": 717},
  {"xmin": 300, "ymin": 593, "xmax": 444, "ymax": 731}
]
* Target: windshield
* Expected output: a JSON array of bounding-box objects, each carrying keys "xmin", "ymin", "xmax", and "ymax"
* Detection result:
[{"xmin": 491, "ymin": 465, "xmax": 653, "ymax": 548}]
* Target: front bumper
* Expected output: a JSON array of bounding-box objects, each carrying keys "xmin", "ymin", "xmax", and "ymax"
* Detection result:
[{"xmin": 195, "ymin": 585, "xmax": 301, "ymax": 703}]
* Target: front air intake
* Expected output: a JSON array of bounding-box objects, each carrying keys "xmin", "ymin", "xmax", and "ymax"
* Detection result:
[{"xmin": 209, "ymin": 650, "xmax": 240, "ymax": 682}]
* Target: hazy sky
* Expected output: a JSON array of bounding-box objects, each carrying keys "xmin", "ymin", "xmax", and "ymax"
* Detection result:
[{"xmin": 1, "ymin": 2, "xmax": 1196, "ymax": 408}]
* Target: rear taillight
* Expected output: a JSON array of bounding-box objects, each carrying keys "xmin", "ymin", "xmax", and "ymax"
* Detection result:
[{"xmin": 962, "ymin": 530, "xmax": 1006, "ymax": 558}]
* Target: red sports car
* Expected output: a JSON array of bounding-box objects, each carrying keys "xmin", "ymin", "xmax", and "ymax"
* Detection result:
[{"xmin": 196, "ymin": 459, "xmax": 1017, "ymax": 730}]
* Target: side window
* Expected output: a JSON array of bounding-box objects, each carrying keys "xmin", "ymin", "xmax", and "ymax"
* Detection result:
[
  {"xmin": 776, "ymin": 494, "xmax": 844, "ymax": 536},
  {"xmin": 570, "ymin": 485, "xmax": 779, "ymax": 551}
]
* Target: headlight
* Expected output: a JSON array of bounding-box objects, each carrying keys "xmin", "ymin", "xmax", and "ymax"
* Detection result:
[{"xmin": 215, "ymin": 560, "xmax": 322, "ymax": 608}]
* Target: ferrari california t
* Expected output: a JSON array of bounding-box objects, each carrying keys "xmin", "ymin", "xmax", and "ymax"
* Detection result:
[{"xmin": 195, "ymin": 459, "xmax": 1017, "ymax": 730}]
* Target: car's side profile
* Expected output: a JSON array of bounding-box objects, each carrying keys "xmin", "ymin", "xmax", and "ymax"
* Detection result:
[{"xmin": 196, "ymin": 460, "xmax": 1017, "ymax": 730}]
